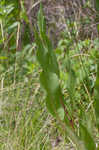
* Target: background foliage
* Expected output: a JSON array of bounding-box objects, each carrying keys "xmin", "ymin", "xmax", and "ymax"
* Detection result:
[{"xmin": 0, "ymin": 0, "xmax": 99, "ymax": 150}]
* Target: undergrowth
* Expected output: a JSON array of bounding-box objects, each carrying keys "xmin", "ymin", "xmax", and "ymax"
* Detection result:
[{"xmin": 0, "ymin": 1, "xmax": 99, "ymax": 150}]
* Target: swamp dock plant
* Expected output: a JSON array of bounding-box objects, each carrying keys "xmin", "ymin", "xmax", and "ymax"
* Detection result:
[{"xmin": 34, "ymin": 4, "xmax": 99, "ymax": 150}]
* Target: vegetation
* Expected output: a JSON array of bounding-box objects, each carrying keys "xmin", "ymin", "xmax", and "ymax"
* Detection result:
[{"xmin": 0, "ymin": 0, "xmax": 99, "ymax": 150}]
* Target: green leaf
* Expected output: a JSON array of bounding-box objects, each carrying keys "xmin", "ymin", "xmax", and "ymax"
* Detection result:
[
  {"xmin": 34, "ymin": 28, "xmax": 48, "ymax": 69},
  {"xmin": 40, "ymin": 71, "xmax": 64, "ymax": 119},
  {"xmin": 34, "ymin": 4, "xmax": 64, "ymax": 120},
  {"xmin": 0, "ymin": 56, "xmax": 7, "ymax": 60},
  {"xmin": 94, "ymin": 57, "xmax": 99, "ymax": 129},
  {"xmin": 40, "ymin": 71, "xmax": 59, "ymax": 94},
  {"xmin": 96, "ymin": 0, "xmax": 99, "ymax": 11},
  {"xmin": 57, "ymin": 107, "xmax": 64, "ymax": 121},
  {"xmin": 45, "ymin": 95, "xmax": 63, "ymax": 118},
  {"xmin": 65, "ymin": 57, "xmax": 76, "ymax": 98},
  {"xmin": 8, "ymin": 21, "xmax": 19, "ymax": 30},
  {"xmin": 34, "ymin": 27, "xmax": 59, "ymax": 76},
  {"xmin": 37, "ymin": 3, "xmax": 46, "ymax": 35},
  {"xmin": 5, "ymin": 4, "xmax": 14, "ymax": 15},
  {"xmin": 34, "ymin": 3, "xmax": 60, "ymax": 76},
  {"xmin": 80, "ymin": 124, "xmax": 96, "ymax": 150}
]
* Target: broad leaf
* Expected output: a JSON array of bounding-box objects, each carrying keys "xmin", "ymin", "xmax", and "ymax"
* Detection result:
[
  {"xmin": 40, "ymin": 71, "xmax": 63, "ymax": 118},
  {"xmin": 34, "ymin": 27, "xmax": 59, "ymax": 76},
  {"xmin": 34, "ymin": 4, "xmax": 62, "ymax": 119},
  {"xmin": 40, "ymin": 71, "xmax": 59, "ymax": 94}
]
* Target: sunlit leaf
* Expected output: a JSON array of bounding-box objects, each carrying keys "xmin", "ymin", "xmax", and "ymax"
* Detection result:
[
  {"xmin": 5, "ymin": 4, "xmax": 14, "ymax": 15},
  {"xmin": 8, "ymin": 21, "xmax": 19, "ymax": 30},
  {"xmin": 0, "ymin": 56, "xmax": 7, "ymax": 60}
]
